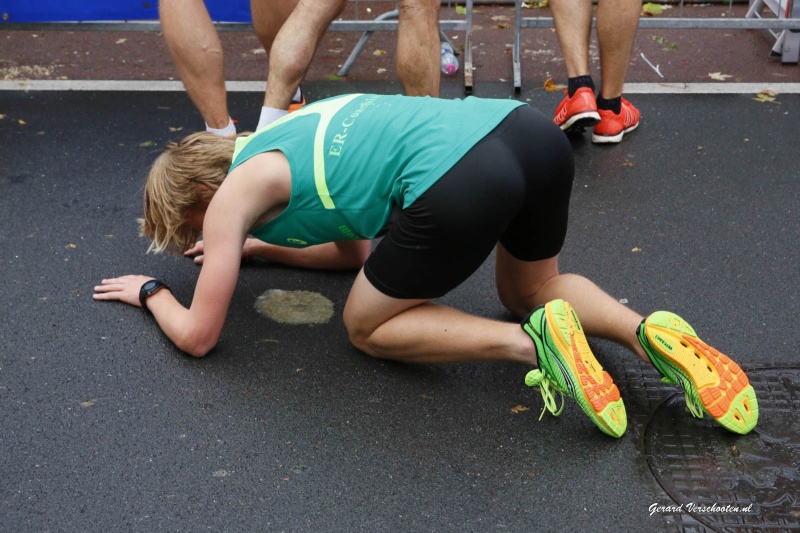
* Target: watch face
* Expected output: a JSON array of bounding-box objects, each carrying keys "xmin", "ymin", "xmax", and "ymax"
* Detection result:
[{"xmin": 143, "ymin": 280, "xmax": 158, "ymax": 291}]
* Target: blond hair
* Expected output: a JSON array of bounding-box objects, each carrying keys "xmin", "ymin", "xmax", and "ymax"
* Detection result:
[{"xmin": 139, "ymin": 132, "xmax": 237, "ymax": 253}]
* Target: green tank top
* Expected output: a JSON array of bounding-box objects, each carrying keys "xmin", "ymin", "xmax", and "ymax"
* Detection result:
[{"xmin": 229, "ymin": 94, "xmax": 524, "ymax": 248}]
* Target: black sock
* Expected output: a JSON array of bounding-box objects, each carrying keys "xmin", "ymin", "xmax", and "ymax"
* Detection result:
[
  {"xmin": 596, "ymin": 96, "xmax": 622, "ymax": 114},
  {"xmin": 567, "ymin": 76, "xmax": 595, "ymax": 98}
]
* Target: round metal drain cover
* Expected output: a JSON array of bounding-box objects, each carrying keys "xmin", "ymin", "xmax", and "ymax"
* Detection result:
[{"xmin": 645, "ymin": 368, "xmax": 800, "ymax": 531}]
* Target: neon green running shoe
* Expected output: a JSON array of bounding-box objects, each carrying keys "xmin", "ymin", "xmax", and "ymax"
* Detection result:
[
  {"xmin": 522, "ymin": 299, "xmax": 627, "ymax": 438},
  {"xmin": 638, "ymin": 311, "xmax": 759, "ymax": 435}
]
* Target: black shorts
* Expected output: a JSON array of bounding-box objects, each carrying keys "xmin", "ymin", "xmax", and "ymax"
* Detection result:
[{"xmin": 364, "ymin": 105, "xmax": 574, "ymax": 299}]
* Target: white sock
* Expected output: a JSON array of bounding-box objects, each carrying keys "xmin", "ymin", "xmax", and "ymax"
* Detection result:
[
  {"xmin": 257, "ymin": 107, "xmax": 289, "ymax": 131},
  {"xmin": 205, "ymin": 117, "xmax": 236, "ymax": 137}
]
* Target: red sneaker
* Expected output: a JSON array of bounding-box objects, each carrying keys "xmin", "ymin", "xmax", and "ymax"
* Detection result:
[
  {"xmin": 553, "ymin": 87, "xmax": 600, "ymax": 133},
  {"xmin": 592, "ymin": 98, "xmax": 640, "ymax": 144}
]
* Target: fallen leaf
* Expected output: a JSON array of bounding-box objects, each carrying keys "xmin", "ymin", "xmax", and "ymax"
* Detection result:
[
  {"xmin": 455, "ymin": 5, "xmax": 480, "ymax": 14},
  {"xmin": 642, "ymin": 2, "xmax": 663, "ymax": 16},
  {"xmin": 18, "ymin": 119, "xmax": 26, "ymax": 125},
  {"xmin": 622, "ymin": 160, "xmax": 634, "ymax": 167},
  {"xmin": 80, "ymin": 401, "xmax": 94, "ymax": 407},
  {"xmin": 372, "ymin": 49, "xmax": 387, "ymax": 57},
  {"xmin": 139, "ymin": 140, "xmax": 155, "ymax": 147},
  {"xmin": 168, "ymin": 126, "xmax": 184, "ymax": 132},
  {"xmin": 652, "ymin": 35, "xmax": 677, "ymax": 50},
  {"xmin": 511, "ymin": 405, "xmax": 530, "ymax": 414},
  {"xmin": 250, "ymin": 48, "xmax": 266, "ymax": 55},
  {"xmin": 708, "ymin": 72, "xmax": 732, "ymax": 81},
  {"xmin": 66, "ymin": 243, "xmax": 77, "ymax": 249},
  {"xmin": 115, "ymin": 38, "xmax": 127, "ymax": 44},
  {"xmin": 543, "ymin": 78, "xmax": 566, "ymax": 92},
  {"xmin": 0, "ymin": 114, "xmax": 5, "ymax": 120},
  {"xmin": 325, "ymin": 74, "xmax": 343, "ymax": 81},
  {"xmin": 753, "ymin": 90, "xmax": 780, "ymax": 104},
  {"xmin": 376, "ymin": 68, "xmax": 388, "ymax": 74},
  {"xmin": 631, "ymin": 247, "xmax": 642, "ymax": 252},
  {"xmin": 492, "ymin": 22, "xmax": 511, "ymax": 29}
]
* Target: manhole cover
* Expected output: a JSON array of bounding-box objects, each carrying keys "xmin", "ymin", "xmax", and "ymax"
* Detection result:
[{"xmin": 645, "ymin": 368, "xmax": 800, "ymax": 531}]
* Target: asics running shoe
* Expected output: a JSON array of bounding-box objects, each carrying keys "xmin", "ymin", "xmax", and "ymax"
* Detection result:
[
  {"xmin": 522, "ymin": 299, "xmax": 627, "ymax": 438},
  {"xmin": 638, "ymin": 311, "xmax": 758, "ymax": 434},
  {"xmin": 591, "ymin": 97, "xmax": 640, "ymax": 144},
  {"xmin": 553, "ymin": 88, "xmax": 601, "ymax": 134}
]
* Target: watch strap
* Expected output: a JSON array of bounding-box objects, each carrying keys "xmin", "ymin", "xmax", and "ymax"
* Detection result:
[{"xmin": 139, "ymin": 279, "xmax": 170, "ymax": 313}]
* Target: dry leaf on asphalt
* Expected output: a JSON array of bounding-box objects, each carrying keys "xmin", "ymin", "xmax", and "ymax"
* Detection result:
[
  {"xmin": 642, "ymin": 2, "xmax": 664, "ymax": 16},
  {"xmin": 543, "ymin": 78, "xmax": 566, "ymax": 92},
  {"xmin": 753, "ymin": 90, "xmax": 779, "ymax": 104},
  {"xmin": 708, "ymin": 72, "xmax": 733, "ymax": 81}
]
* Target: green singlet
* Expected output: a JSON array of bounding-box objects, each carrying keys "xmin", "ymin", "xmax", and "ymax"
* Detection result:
[{"xmin": 229, "ymin": 94, "xmax": 524, "ymax": 248}]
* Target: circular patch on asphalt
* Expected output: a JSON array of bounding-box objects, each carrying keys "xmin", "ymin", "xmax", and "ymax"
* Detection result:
[
  {"xmin": 255, "ymin": 289, "xmax": 335, "ymax": 325},
  {"xmin": 645, "ymin": 368, "xmax": 800, "ymax": 531}
]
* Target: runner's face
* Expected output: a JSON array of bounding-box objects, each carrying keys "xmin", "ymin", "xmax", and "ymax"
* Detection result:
[{"xmin": 183, "ymin": 203, "xmax": 207, "ymax": 232}]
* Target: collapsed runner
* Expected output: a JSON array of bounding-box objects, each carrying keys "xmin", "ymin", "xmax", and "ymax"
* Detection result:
[{"xmin": 94, "ymin": 94, "xmax": 758, "ymax": 437}]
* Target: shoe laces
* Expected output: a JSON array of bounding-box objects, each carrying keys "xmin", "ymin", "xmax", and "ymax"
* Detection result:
[
  {"xmin": 659, "ymin": 376, "xmax": 704, "ymax": 418},
  {"xmin": 525, "ymin": 369, "xmax": 565, "ymax": 420}
]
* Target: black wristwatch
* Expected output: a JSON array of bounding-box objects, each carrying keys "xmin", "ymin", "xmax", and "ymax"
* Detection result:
[{"xmin": 139, "ymin": 279, "xmax": 170, "ymax": 313}]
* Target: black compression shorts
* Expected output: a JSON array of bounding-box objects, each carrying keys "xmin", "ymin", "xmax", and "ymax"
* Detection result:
[{"xmin": 363, "ymin": 105, "xmax": 575, "ymax": 299}]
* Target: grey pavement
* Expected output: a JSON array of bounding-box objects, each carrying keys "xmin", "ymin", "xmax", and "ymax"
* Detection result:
[{"xmin": 1, "ymin": 83, "xmax": 799, "ymax": 532}]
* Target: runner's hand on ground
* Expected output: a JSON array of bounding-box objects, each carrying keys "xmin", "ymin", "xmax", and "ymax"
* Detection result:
[{"xmin": 93, "ymin": 274, "xmax": 155, "ymax": 307}]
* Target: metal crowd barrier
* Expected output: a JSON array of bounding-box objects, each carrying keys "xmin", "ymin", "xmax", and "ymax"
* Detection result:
[
  {"xmin": 512, "ymin": 0, "xmax": 800, "ymax": 91},
  {"xmin": 330, "ymin": 1, "xmax": 473, "ymax": 89}
]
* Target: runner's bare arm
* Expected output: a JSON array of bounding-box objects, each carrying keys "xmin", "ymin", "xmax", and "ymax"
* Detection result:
[
  {"xmin": 184, "ymin": 238, "xmax": 371, "ymax": 269},
  {"xmin": 94, "ymin": 157, "xmax": 284, "ymax": 357}
]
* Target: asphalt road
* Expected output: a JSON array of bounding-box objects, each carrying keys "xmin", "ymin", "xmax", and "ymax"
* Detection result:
[{"xmin": 1, "ymin": 81, "xmax": 798, "ymax": 532}]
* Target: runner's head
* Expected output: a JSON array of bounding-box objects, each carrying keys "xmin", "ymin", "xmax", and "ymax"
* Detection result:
[{"xmin": 139, "ymin": 132, "xmax": 235, "ymax": 253}]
